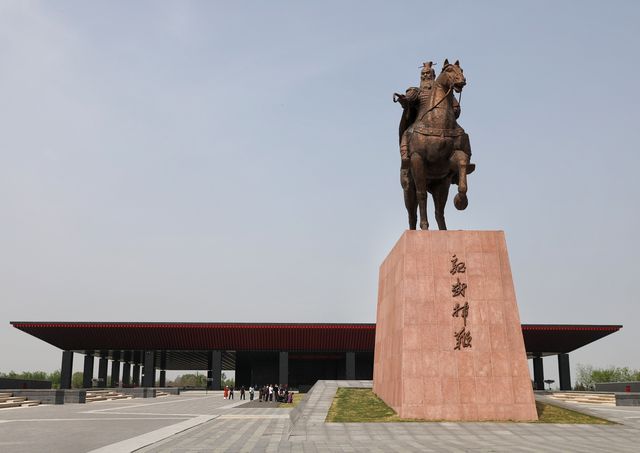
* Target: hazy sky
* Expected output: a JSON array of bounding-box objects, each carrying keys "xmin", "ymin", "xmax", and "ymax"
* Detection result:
[{"xmin": 1, "ymin": 1, "xmax": 639, "ymax": 385}]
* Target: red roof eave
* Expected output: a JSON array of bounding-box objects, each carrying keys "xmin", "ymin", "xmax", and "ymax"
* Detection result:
[{"xmin": 10, "ymin": 322, "xmax": 622, "ymax": 354}]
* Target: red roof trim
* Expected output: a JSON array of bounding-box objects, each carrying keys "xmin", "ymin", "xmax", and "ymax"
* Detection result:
[
  {"xmin": 10, "ymin": 322, "xmax": 376, "ymax": 330},
  {"xmin": 11, "ymin": 322, "xmax": 622, "ymax": 332},
  {"xmin": 521, "ymin": 325, "xmax": 622, "ymax": 332}
]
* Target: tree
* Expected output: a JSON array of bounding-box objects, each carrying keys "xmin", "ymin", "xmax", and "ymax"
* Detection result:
[
  {"xmin": 221, "ymin": 372, "xmax": 235, "ymax": 388},
  {"xmin": 49, "ymin": 370, "xmax": 61, "ymax": 389},
  {"xmin": 0, "ymin": 370, "xmax": 61, "ymax": 388},
  {"xmin": 72, "ymin": 372, "xmax": 84, "ymax": 389},
  {"xmin": 169, "ymin": 373, "xmax": 207, "ymax": 387},
  {"xmin": 575, "ymin": 364, "xmax": 640, "ymax": 390}
]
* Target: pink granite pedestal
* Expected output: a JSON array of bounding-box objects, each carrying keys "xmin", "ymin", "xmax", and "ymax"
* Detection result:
[{"xmin": 372, "ymin": 231, "xmax": 537, "ymax": 421}]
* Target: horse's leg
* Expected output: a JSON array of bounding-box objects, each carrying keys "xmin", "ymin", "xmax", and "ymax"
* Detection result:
[
  {"xmin": 451, "ymin": 150, "xmax": 469, "ymax": 210},
  {"xmin": 401, "ymin": 169, "xmax": 417, "ymax": 230},
  {"xmin": 410, "ymin": 153, "xmax": 428, "ymax": 230},
  {"xmin": 431, "ymin": 179, "xmax": 451, "ymax": 230}
]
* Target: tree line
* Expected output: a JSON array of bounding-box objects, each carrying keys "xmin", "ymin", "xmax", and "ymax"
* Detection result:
[
  {"xmin": 0, "ymin": 371, "xmax": 61, "ymax": 388},
  {"xmin": 574, "ymin": 365, "xmax": 640, "ymax": 390},
  {"xmin": 0, "ymin": 370, "xmax": 234, "ymax": 389}
]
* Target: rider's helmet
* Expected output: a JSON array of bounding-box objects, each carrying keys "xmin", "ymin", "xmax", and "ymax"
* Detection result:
[{"xmin": 420, "ymin": 61, "xmax": 436, "ymax": 85}]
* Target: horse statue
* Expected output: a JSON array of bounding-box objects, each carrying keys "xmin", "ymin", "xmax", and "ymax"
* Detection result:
[{"xmin": 394, "ymin": 59, "xmax": 475, "ymax": 230}]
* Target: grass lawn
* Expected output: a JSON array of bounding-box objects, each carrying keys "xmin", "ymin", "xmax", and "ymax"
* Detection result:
[
  {"xmin": 278, "ymin": 392, "xmax": 304, "ymax": 408},
  {"xmin": 325, "ymin": 388, "xmax": 613, "ymax": 424},
  {"xmin": 534, "ymin": 401, "xmax": 612, "ymax": 424},
  {"xmin": 326, "ymin": 388, "xmax": 415, "ymax": 422}
]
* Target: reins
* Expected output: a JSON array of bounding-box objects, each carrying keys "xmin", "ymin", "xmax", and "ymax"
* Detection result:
[{"xmin": 416, "ymin": 86, "xmax": 452, "ymax": 124}]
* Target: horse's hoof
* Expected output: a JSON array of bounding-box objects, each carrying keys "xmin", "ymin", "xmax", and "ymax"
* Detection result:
[
  {"xmin": 420, "ymin": 222, "xmax": 429, "ymax": 230},
  {"xmin": 454, "ymin": 193, "xmax": 468, "ymax": 210}
]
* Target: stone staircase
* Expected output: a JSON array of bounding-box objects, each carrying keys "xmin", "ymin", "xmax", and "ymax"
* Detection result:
[
  {"xmin": 85, "ymin": 389, "xmax": 132, "ymax": 402},
  {"xmin": 550, "ymin": 391, "xmax": 616, "ymax": 406},
  {"xmin": 0, "ymin": 392, "xmax": 41, "ymax": 409}
]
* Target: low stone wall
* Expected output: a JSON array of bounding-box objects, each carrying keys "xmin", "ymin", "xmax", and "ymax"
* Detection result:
[
  {"xmin": 159, "ymin": 387, "xmax": 181, "ymax": 395},
  {"xmin": 120, "ymin": 387, "xmax": 156, "ymax": 398},
  {"xmin": 596, "ymin": 382, "xmax": 640, "ymax": 392},
  {"xmin": 615, "ymin": 393, "xmax": 640, "ymax": 406},
  {"xmin": 9, "ymin": 387, "xmax": 180, "ymax": 403},
  {"xmin": 288, "ymin": 381, "xmax": 317, "ymax": 434},
  {"xmin": 64, "ymin": 390, "xmax": 86, "ymax": 403},
  {"xmin": 9, "ymin": 389, "xmax": 86, "ymax": 404}
]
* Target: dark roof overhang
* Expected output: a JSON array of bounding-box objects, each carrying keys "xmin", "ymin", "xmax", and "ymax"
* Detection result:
[{"xmin": 10, "ymin": 322, "xmax": 621, "ymax": 361}]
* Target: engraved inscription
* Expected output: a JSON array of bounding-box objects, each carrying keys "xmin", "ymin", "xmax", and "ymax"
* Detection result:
[{"xmin": 450, "ymin": 255, "xmax": 472, "ymax": 349}]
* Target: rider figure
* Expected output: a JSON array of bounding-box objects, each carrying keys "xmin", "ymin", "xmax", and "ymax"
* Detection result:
[
  {"xmin": 394, "ymin": 61, "xmax": 471, "ymax": 229},
  {"xmin": 396, "ymin": 61, "xmax": 461, "ymax": 176},
  {"xmin": 394, "ymin": 59, "xmax": 474, "ymax": 229}
]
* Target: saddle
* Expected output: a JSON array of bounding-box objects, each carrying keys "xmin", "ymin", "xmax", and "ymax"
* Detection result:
[{"xmin": 409, "ymin": 124, "xmax": 466, "ymax": 138}]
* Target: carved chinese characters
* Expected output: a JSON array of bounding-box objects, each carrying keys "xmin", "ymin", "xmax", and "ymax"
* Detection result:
[
  {"xmin": 450, "ymin": 254, "xmax": 472, "ymax": 350},
  {"xmin": 450, "ymin": 254, "xmax": 466, "ymax": 275}
]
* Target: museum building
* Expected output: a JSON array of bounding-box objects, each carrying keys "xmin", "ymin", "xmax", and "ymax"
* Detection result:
[{"xmin": 10, "ymin": 322, "xmax": 621, "ymax": 392}]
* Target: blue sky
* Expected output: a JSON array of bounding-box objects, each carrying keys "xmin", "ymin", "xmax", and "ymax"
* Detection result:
[{"xmin": 1, "ymin": 1, "xmax": 639, "ymax": 384}]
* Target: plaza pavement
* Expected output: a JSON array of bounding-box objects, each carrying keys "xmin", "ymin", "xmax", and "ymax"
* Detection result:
[{"xmin": 0, "ymin": 382, "xmax": 639, "ymax": 452}]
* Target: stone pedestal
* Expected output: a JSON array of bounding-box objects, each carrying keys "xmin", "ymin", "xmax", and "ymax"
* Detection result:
[{"xmin": 373, "ymin": 231, "xmax": 537, "ymax": 421}]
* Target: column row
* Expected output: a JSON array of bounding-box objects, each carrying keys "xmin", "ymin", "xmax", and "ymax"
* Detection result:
[
  {"xmin": 532, "ymin": 353, "xmax": 571, "ymax": 390},
  {"xmin": 59, "ymin": 350, "xmax": 165, "ymax": 389},
  {"xmin": 60, "ymin": 349, "xmax": 361, "ymax": 390}
]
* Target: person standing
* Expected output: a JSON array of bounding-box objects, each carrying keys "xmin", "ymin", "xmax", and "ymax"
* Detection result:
[
  {"xmin": 223, "ymin": 386, "xmax": 229, "ymax": 399},
  {"xmin": 268, "ymin": 384, "xmax": 273, "ymax": 402},
  {"xmin": 249, "ymin": 385, "xmax": 254, "ymax": 401},
  {"xmin": 229, "ymin": 386, "xmax": 234, "ymax": 399},
  {"xmin": 240, "ymin": 386, "xmax": 246, "ymax": 400}
]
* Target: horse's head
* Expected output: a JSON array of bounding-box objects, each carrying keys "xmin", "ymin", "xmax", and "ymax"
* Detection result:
[{"xmin": 438, "ymin": 59, "xmax": 466, "ymax": 93}]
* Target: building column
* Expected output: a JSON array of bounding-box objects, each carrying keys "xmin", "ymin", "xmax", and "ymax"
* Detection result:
[
  {"xmin": 98, "ymin": 355, "xmax": 108, "ymax": 388},
  {"xmin": 122, "ymin": 362, "xmax": 131, "ymax": 386},
  {"xmin": 132, "ymin": 365, "xmax": 141, "ymax": 386},
  {"xmin": 60, "ymin": 351, "xmax": 74, "ymax": 389},
  {"xmin": 533, "ymin": 356, "xmax": 544, "ymax": 391},
  {"xmin": 279, "ymin": 351, "xmax": 289, "ymax": 386},
  {"xmin": 558, "ymin": 353, "xmax": 571, "ymax": 390},
  {"xmin": 159, "ymin": 351, "xmax": 167, "ymax": 387},
  {"xmin": 208, "ymin": 350, "xmax": 222, "ymax": 390},
  {"xmin": 110, "ymin": 351, "xmax": 121, "ymax": 387},
  {"xmin": 142, "ymin": 350, "xmax": 155, "ymax": 387},
  {"xmin": 346, "ymin": 352, "xmax": 356, "ymax": 380},
  {"xmin": 82, "ymin": 352, "xmax": 95, "ymax": 388},
  {"xmin": 122, "ymin": 351, "xmax": 131, "ymax": 386},
  {"xmin": 132, "ymin": 351, "xmax": 141, "ymax": 386}
]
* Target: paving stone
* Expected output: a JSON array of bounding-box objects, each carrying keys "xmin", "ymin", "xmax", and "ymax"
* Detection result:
[{"xmin": 1, "ymin": 382, "xmax": 640, "ymax": 452}]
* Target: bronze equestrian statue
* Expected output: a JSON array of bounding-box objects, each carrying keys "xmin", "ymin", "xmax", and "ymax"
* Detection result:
[{"xmin": 394, "ymin": 59, "xmax": 475, "ymax": 230}]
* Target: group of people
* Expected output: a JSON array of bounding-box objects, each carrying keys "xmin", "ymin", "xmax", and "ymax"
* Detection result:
[
  {"xmin": 223, "ymin": 385, "xmax": 236, "ymax": 399},
  {"xmin": 256, "ymin": 384, "xmax": 294, "ymax": 403},
  {"xmin": 222, "ymin": 385, "xmax": 250, "ymax": 400},
  {"xmin": 223, "ymin": 384, "xmax": 294, "ymax": 403}
]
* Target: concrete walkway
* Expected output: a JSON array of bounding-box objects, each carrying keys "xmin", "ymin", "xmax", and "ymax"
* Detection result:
[
  {"xmin": 2, "ymin": 383, "xmax": 640, "ymax": 452},
  {"xmin": 142, "ymin": 381, "xmax": 640, "ymax": 452}
]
